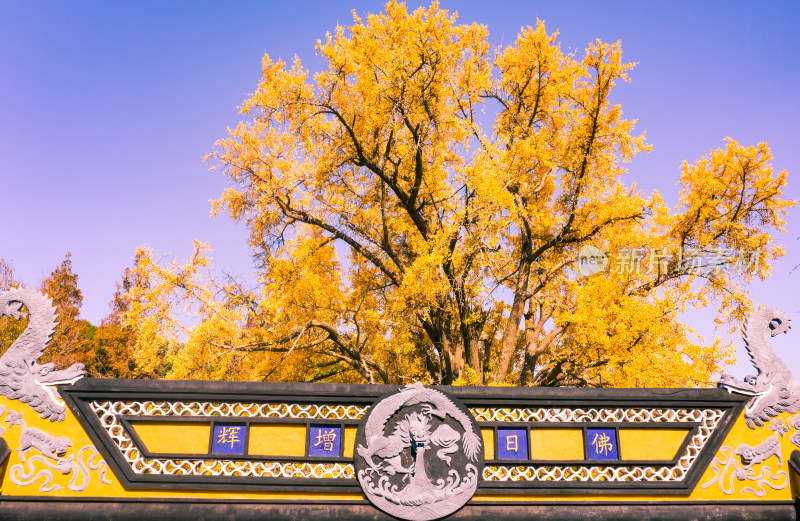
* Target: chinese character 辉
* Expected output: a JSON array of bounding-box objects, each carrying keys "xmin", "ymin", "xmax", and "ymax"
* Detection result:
[{"xmin": 217, "ymin": 426, "xmax": 241, "ymax": 449}]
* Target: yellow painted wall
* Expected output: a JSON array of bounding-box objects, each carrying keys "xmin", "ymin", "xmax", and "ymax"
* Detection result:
[
  {"xmin": 248, "ymin": 424, "xmax": 306, "ymax": 457},
  {"xmin": 481, "ymin": 428, "xmax": 495, "ymax": 460},
  {"xmin": 530, "ymin": 429, "xmax": 584, "ymax": 460},
  {"xmin": 0, "ymin": 394, "xmax": 795, "ymax": 504},
  {"xmin": 689, "ymin": 411, "xmax": 796, "ymax": 501},
  {"xmin": 0, "ymin": 395, "xmax": 124, "ymax": 497},
  {"xmin": 618, "ymin": 429, "xmax": 688, "ymax": 460},
  {"xmin": 131, "ymin": 421, "xmax": 210, "ymax": 454},
  {"xmin": 343, "ymin": 426, "xmax": 358, "ymax": 458}
]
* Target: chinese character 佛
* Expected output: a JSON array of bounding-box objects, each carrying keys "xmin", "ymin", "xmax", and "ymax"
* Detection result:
[
  {"xmin": 506, "ymin": 434, "xmax": 518, "ymax": 454},
  {"xmin": 217, "ymin": 426, "xmax": 241, "ymax": 449},
  {"xmin": 592, "ymin": 431, "xmax": 613, "ymax": 457},
  {"xmin": 314, "ymin": 428, "xmax": 337, "ymax": 453}
]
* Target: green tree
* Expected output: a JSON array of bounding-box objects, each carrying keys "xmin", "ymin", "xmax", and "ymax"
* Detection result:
[
  {"xmin": 0, "ymin": 258, "xmax": 25, "ymax": 354},
  {"xmin": 1, "ymin": 255, "xmax": 151, "ymax": 379},
  {"xmin": 39, "ymin": 253, "xmax": 93, "ymax": 369}
]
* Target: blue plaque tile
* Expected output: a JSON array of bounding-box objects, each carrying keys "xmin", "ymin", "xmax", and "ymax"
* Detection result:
[
  {"xmin": 586, "ymin": 428, "xmax": 618, "ymax": 460},
  {"xmin": 497, "ymin": 427, "xmax": 528, "ymax": 460},
  {"xmin": 308, "ymin": 425, "xmax": 342, "ymax": 457},
  {"xmin": 211, "ymin": 422, "xmax": 247, "ymax": 455}
]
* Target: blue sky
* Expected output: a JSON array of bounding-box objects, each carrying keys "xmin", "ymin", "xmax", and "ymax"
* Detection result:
[{"xmin": 1, "ymin": 1, "xmax": 798, "ymax": 379}]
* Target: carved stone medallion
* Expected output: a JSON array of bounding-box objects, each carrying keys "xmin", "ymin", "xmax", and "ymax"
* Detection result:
[{"xmin": 354, "ymin": 383, "xmax": 484, "ymax": 521}]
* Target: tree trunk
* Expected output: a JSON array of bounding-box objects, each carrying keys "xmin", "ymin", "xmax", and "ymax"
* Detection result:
[
  {"xmin": 491, "ymin": 256, "xmax": 531, "ymax": 383},
  {"xmin": 520, "ymin": 302, "xmax": 556, "ymax": 386}
]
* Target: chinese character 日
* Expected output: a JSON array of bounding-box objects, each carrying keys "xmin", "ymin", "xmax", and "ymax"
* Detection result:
[
  {"xmin": 506, "ymin": 434, "xmax": 518, "ymax": 453},
  {"xmin": 497, "ymin": 428, "xmax": 528, "ymax": 459}
]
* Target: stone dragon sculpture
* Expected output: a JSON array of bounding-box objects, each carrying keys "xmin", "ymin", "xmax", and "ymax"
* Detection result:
[
  {"xmin": 356, "ymin": 383, "xmax": 482, "ymax": 519},
  {"xmin": 0, "ymin": 289, "xmax": 85, "ymax": 422},
  {"xmin": 718, "ymin": 307, "xmax": 799, "ymax": 428},
  {"xmin": 357, "ymin": 382, "xmax": 482, "ymax": 473}
]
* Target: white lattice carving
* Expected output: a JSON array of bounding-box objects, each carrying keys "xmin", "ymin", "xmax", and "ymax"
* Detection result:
[
  {"xmin": 90, "ymin": 400, "xmax": 356, "ymax": 479},
  {"xmin": 132, "ymin": 459, "xmax": 355, "ymax": 479},
  {"xmin": 88, "ymin": 400, "xmax": 725, "ymax": 483},
  {"xmin": 469, "ymin": 406, "xmax": 712, "ymax": 423},
  {"xmin": 482, "ymin": 408, "xmax": 724, "ymax": 482},
  {"xmin": 100, "ymin": 400, "xmax": 368, "ymax": 420}
]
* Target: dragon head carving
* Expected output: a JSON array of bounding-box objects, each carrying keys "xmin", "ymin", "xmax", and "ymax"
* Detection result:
[
  {"xmin": 0, "ymin": 289, "xmax": 85, "ymax": 422},
  {"xmin": 718, "ymin": 307, "xmax": 798, "ymax": 428},
  {"xmin": 767, "ymin": 310, "xmax": 791, "ymax": 336},
  {"xmin": 1, "ymin": 297, "xmax": 24, "ymax": 320}
]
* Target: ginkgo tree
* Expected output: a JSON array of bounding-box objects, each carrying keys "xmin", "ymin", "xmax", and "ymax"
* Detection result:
[{"xmin": 122, "ymin": 1, "xmax": 794, "ymax": 387}]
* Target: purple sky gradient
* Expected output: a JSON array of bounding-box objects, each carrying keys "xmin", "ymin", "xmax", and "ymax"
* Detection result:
[{"xmin": 1, "ymin": 1, "xmax": 798, "ymax": 380}]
